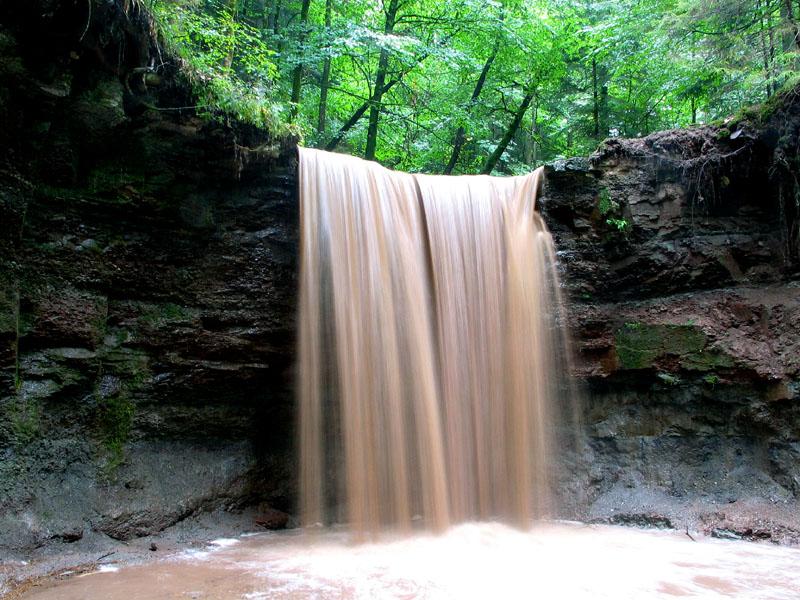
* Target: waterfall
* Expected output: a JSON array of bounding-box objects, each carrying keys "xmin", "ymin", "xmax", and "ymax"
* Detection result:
[{"xmin": 298, "ymin": 147, "xmax": 577, "ymax": 536}]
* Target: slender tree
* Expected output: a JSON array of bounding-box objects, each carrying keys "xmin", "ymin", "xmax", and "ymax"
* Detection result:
[
  {"xmin": 481, "ymin": 87, "xmax": 535, "ymax": 174},
  {"xmin": 223, "ymin": 0, "xmax": 238, "ymax": 70},
  {"xmin": 290, "ymin": 0, "xmax": 312, "ymax": 118},
  {"xmin": 364, "ymin": 0, "xmax": 401, "ymax": 160},
  {"xmin": 270, "ymin": 0, "xmax": 282, "ymax": 33},
  {"xmin": 316, "ymin": 0, "xmax": 333, "ymax": 136},
  {"xmin": 324, "ymin": 43, "xmax": 442, "ymax": 152},
  {"xmin": 445, "ymin": 40, "xmax": 499, "ymax": 174}
]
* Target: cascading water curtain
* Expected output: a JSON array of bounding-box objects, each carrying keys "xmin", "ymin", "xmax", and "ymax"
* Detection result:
[{"xmin": 298, "ymin": 147, "xmax": 578, "ymax": 537}]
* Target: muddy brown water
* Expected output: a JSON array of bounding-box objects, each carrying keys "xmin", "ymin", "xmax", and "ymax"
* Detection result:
[
  {"xmin": 19, "ymin": 523, "xmax": 800, "ymax": 599},
  {"xmin": 298, "ymin": 149, "xmax": 578, "ymax": 534}
]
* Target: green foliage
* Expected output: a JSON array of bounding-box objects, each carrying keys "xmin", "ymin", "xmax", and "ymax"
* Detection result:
[
  {"xmin": 606, "ymin": 217, "xmax": 629, "ymax": 231},
  {"xmin": 7, "ymin": 396, "xmax": 41, "ymax": 445},
  {"xmin": 598, "ymin": 189, "xmax": 614, "ymax": 215},
  {"xmin": 703, "ymin": 373, "xmax": 720, "ymax": 385},
  {"xmin": 598, "ymin": 188, "xmax": 629, "ymax": 232},
  {"xmin": 147, "ymin": 0, "xmax": 800, "ymax": 169},
  {"xmin": 148, "ymin": 0, "xmax": 293, "ymax": 134},
  {"xmin": 97, "ymin": 391, "xmax": 135, "ymax": 471},
  {"xmin": 615, "ymin": 323, "xmax": 706, "ymax": 369}
]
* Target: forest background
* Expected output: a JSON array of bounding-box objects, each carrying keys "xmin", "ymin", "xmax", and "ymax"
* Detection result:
[{"xmin": 149, "ymin": 0, "xmax": 800, "ymax": 173}]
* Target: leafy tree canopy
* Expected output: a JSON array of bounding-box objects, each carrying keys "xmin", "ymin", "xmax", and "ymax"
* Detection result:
[{"xmin": 147, "ymin": 0, "xmax": 800, "ymax": 173}]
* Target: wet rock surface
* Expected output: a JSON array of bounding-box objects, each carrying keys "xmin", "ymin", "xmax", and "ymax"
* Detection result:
[
  {"xmin": 2, "ymin": 0, "xmax": 800, "ymax": 577},
  {"xmin": 0, "ymin": 0, "xmax": 298, "ymax": 557},
  {"xmin": 541, "ymin": 113, "xmax": 800, "ymax": 539}
]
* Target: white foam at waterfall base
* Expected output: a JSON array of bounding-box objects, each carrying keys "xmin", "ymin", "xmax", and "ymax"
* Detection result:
[
  {"xmin": 209, "ymin": 537, "xmax": 240, "ymax": 548},
  {"xmin": 18, "ymin": 522, "xmax": 800, "ymax": 599},
  {"xmin": 230, "ymin": 522, "xmax": 798, "ymax": 599},
  {"xmin": 94, "ymin": 565, "xmax": 119, "ymax": 574}
]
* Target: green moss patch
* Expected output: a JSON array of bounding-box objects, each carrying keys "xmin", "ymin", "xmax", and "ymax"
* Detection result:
[
  {"xmin": 96, "ymin": 391, "xmax": 135, "ymax": 472},
  {"xmin": 615, "ymin": 323, "xmax": 733, "ymax": 372},
  {"xmin": 3, "ymin": 395, "xmax": 41, "ymax": 445},
  {"xmin": 681, "ymin": 348, "xmax": 735, "ymax": 371},
  {"xmin": 136, "ymin": 301, "xmax": 198, "ymax": 329},
  {"xmin": 99, "ymin": 346, "xmax": 150, "ymax": 382},
  {"xmin": 98, "ymin": 393, "xmax": 134, "ymax": 450}
]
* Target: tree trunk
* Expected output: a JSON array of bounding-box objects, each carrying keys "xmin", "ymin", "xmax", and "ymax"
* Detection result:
[
  {"xmin": 530, "ymin": 103, "xmax": 538, "ymax": 164},
  {"xmin": 592, "ymin": 57, "xmax": 600, "ymax": 138},
  {"xmin": 691, "ymin": 96, "xmax": 697, "ymax": 124},
  {"xmin": 444, "ymin": 41, "xmax": 499, "ymax": 174},
  {"xmin": 324, "ymin": 40, "xmax": 445, "ymax": 151},
  {"xmin": 253, "ymin": 0, "xmax": 266, "ymax": 29},
  {"xmin": 364, "ymin": 0, "xmax": 400, "ymax": 160},
  {"xmin": 317, "ymin": 0, "xmax": 333, "ymax": 136},
  {"xmin": 270, "ymin": 0, "xmax": 282, "ymax": 34},
  {"xmin": 782, "ymin": 0, "xmax": 800, "ymax": 49},
  {"xmin": 600, "ymin": 82, "xmax": 608, "ymax": 136},
  {"xmin": 324, "ymin": 79, "xmax": 399, "ymax": 151},
  {"xmin": 758, "ymin": 0, "xmax": 775, "ymax": 97},
  {"xmin": 363, "ymin": 51, "xmax": 389, "ymax": 159},
  {"xmin": 481, "ymin": 88, "xmax": 534, "ymax": 175},
  {"xmin": 289, "ymin": 0, "xmax": 312, "ymax": 119},
  {"xmin": 767, "ymin": 2, "xmax": 779, "ymax": 85},
  {"xmin": 223, "ymin": 0, "xmax": 238, "ymax": 71}
]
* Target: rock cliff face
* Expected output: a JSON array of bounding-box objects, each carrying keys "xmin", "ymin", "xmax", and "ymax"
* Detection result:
[
  {"xmin": 0, "ymin": 1, "xmax": 299, "ymax": 553},
  {"xmin": 541, "ymin": 113, "xmax": 800, "ymax": 541},
  {"xmin": 1, "ymin": 0, "xmax": 799, "ymax": 556}
]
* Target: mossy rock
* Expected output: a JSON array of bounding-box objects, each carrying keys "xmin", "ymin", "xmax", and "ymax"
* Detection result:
[
  {"xmin": 95, "ymin": 388, "xmax": 135, "ymax": 474},
  {"xmin": 17, "ymin": 349, "xmax": 92, "ymax": 398},
  {"xmin": 681, "ymin": 348, "xmax": 735, "ymax": 371},
  {"xmin": 15, "ymin": 379, "xmax": 59, "ymax": 402},
  {"xmin": 135, "ymin": 301, "xmax": 198, "ymax": 329},
  {"xmin": 615, "ymin": 327, "xmax": 663, "ymax": 369},
  {"xmin": 84, "ymin": 164, "xmax": 149, "ymax": 203},
  {"xmin": 179, "ymin": 195, "xmax": 215, "ymax": 229},
  {"xmin": 616, "ymin": 323, "xmax": 704, "ymax": 369},
  {"xmin": 24, "ymin": 286, "xmax": 108, "ymax": 348},
  {"xmin": 99, "ymin": 345, "xmax": 150, "ymax": 386},
  {"xmin": 1, "ymin": 394, "xmax": 42, "ymax": 445},
  {"xmin": 615, "ymin": 323, "xmax": 732, "ymax": 372},
  {"xmin": 97, "ymin": 393, "xmax": 135, "ymax": 450},
  {"xmin": 93, "ymin": 368, "xmax": 142, "ymax": 475},
  {"xmin": 731, "ymin": 76, "xmax": 800, "ymax": 127}
]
